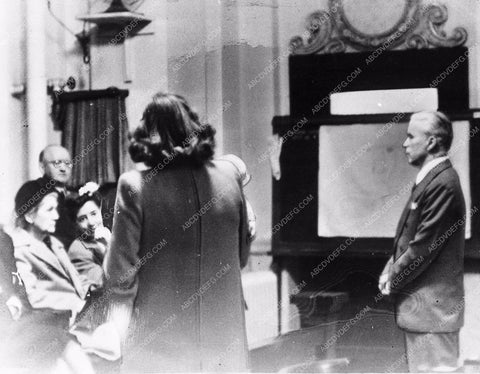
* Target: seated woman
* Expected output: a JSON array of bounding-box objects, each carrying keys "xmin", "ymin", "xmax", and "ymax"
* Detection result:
[
  {"xmin": 67, "ymin": 182, "xmax": 111, "ymax": 291},
  {"xmin": 5, "ymin": 179, "xmax": 94, "ymax": 373}
]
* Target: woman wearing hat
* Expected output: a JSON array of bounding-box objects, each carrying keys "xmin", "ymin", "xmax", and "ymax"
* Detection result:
[
  {"xmin": 104, "ymin": 92, "xmax": 251, "ymax": 372},
  {"xmin": 4, "ymin": 178, "xmax": 94, "ymax": 373}
]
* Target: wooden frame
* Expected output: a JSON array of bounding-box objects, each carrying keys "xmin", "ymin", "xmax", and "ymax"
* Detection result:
[{"xmin": 272, "ymin": 112, "xmax": 480, "ymax": 259}]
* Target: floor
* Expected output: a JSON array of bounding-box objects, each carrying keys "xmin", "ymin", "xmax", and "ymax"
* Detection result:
[
  {"xmin": 250, "ymin": 293, "xmax": 408, "ymax": 373},
  {"xmin": 248, "ymin": 257, "xmax": 480, "ymax": 372}
]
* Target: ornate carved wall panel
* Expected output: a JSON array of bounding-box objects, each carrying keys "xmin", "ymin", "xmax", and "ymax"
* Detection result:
[{"xmin": 290, "ymin": 0, "xmax": 468, "ymax": 54}]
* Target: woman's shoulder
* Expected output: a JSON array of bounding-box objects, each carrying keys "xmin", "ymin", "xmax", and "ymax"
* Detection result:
[
  {"xmin": 5, "ymin": 227, "xmax": 32, "ymax": 248},
  {"xmin": 68, "ymin": 238, "xmax": 87, "ymax": 255},
  {"xmin": 213, "ymin": 157, "xmax": 240, "ymax": 176},
  {"xmin": 212, "ymin": 156, "xmax": 245, "ymax": 185},
  {"xmin": 119, "ymin": 169, "xmax": 143, "ymax": 183},
  {"xmin": 117, "ymin": 169, "xmax": 147, "ymax": 194}
]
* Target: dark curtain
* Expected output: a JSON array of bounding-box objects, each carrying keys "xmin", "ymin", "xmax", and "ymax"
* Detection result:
[{"xmin": 53, "ymin": 88, "xmax": 130, "ymax": 188}]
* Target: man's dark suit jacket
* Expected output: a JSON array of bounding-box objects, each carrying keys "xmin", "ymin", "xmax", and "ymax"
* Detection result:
[
  {"xmin": 386, "ymin": 159, "xmax": 465, "ymax": 333},
  {"xmin": 0, "ymin": 227, "xmax": 17, "ymax": 301}
]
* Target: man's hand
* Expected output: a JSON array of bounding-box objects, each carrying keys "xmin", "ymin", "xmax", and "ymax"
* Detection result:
[
  {"xmin": 378, "ymin": 256, "xmax": 393, "ymax": 296},
  {"xmin": 94, "ymin": 226, "xmax": 111, "ymax": 242},
  {"xmin": 378, "ymin": 273, "xmax": 391, "ymax": 295},
  {"xmin": 94, "ymin": 226, "xmax": 111, "ymax": 256},
  {"xmin": 6, "ymin": 295, "xmax": 23, "ymax": 321}
]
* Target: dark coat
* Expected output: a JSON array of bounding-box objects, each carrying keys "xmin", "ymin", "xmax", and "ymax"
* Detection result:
[
  {"xmin": 387, "ymin": 160, "xmax": 465, "ymax": 333},
  {"xmin": 0, "ymin": 227, "xmax": 17, "ymax": 301},
  {"xmin": 54, "ymin": 190, "xmax": 77, "ymax": 249},
  {"xmin": 104, "ymin": 159, "xmax": 250, "ymax": 372},
  {"xmin": 0, "ymin": 227, "xmax": 22, "ymax": 367}
]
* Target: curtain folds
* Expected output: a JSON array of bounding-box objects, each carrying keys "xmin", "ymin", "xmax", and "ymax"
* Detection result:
[{"xmin": 54, "ymin": 88, "xmax": 129, "ymax": 188}]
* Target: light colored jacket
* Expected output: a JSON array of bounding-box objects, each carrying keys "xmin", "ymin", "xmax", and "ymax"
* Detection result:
[{"xmin": 7, "ymin": 227, "xmax": 86, "ymax": 314}]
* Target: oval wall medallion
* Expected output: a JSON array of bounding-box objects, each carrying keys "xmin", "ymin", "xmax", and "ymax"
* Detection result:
[{"xmin": 329, "ymin": 0, "xmax": 420, "ymax": 50}]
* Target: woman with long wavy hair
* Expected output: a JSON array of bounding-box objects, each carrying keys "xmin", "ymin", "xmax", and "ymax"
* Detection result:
[{"xmin": 104, "ymin": 93, "xmax": 250, "ymax": 372}]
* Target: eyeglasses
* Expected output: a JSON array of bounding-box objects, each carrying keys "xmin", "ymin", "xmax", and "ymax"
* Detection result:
[{"xmin": 46, "ymin": 160, "xmax": 73, "ymax": 169}]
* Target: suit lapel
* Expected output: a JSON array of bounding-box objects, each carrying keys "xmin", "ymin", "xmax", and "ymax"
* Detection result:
[
  {"xmin": 393, "ymin": 160, "xmax": 452, "ymax": 254},
  {"xmin": 392, "ymin": 189, "xmax": 415, "ymax": 252}
]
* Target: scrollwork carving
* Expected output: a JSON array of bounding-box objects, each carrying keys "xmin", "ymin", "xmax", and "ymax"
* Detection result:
[
  {"xmin": 289, "ymin": 10, "xmax": 345, "ymax": 55},
  {"xmin": 289, "ymin": 0, "xmax": 468, "ymax": 54},
  {"xmin": 408, "ymin": 4, "xmax": 468, "ymax": 48}
]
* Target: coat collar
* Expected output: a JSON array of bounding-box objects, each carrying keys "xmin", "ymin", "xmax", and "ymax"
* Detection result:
[
  {"xmin": 77, "ymin": 238, "xmax": 107, "ymax": 262},
  {"xmin": 8, "ymin": 227, "xmax": 86, "ymax": 298},
  {"xmin": 9, "ymin": 228, "xmax": 68, "ymax": 276},
  {"xmin": 415, "ymin": 156, "xmax": 449, "ymax": 185},
  {"xmin": 412, "ymin": 159, "xmax": 452, "ymax": 202}
]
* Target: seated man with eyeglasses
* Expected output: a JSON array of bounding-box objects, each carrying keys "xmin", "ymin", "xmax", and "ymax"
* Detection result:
[{"xmin": 38, "ymin": 145, "xmax": 77, "ymax": 249}]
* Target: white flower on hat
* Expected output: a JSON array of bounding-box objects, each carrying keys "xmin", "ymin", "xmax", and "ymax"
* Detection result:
[{"xmin": 79, "ymin": 182, "xmax": 100, "ymax": 197}]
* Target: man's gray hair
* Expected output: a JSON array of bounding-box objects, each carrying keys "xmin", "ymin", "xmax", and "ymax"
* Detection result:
[{"xmin": 410, "ymin": 111, "xmax": 453, "ymax": 151}]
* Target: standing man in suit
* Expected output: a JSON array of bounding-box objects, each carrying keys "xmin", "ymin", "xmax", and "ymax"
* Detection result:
[
  {"xmin": 379, "ymin": 111, "xmax": 465, "ymax": 372},
  {"xmin": 38, "ymin": 145, "xmax": 76, "ymax": 249}
]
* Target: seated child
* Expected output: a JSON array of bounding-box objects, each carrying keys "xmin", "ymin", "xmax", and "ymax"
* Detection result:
[{"xmin": 67, "ymin": 182, "xmax": 111, "ymax": 291}]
